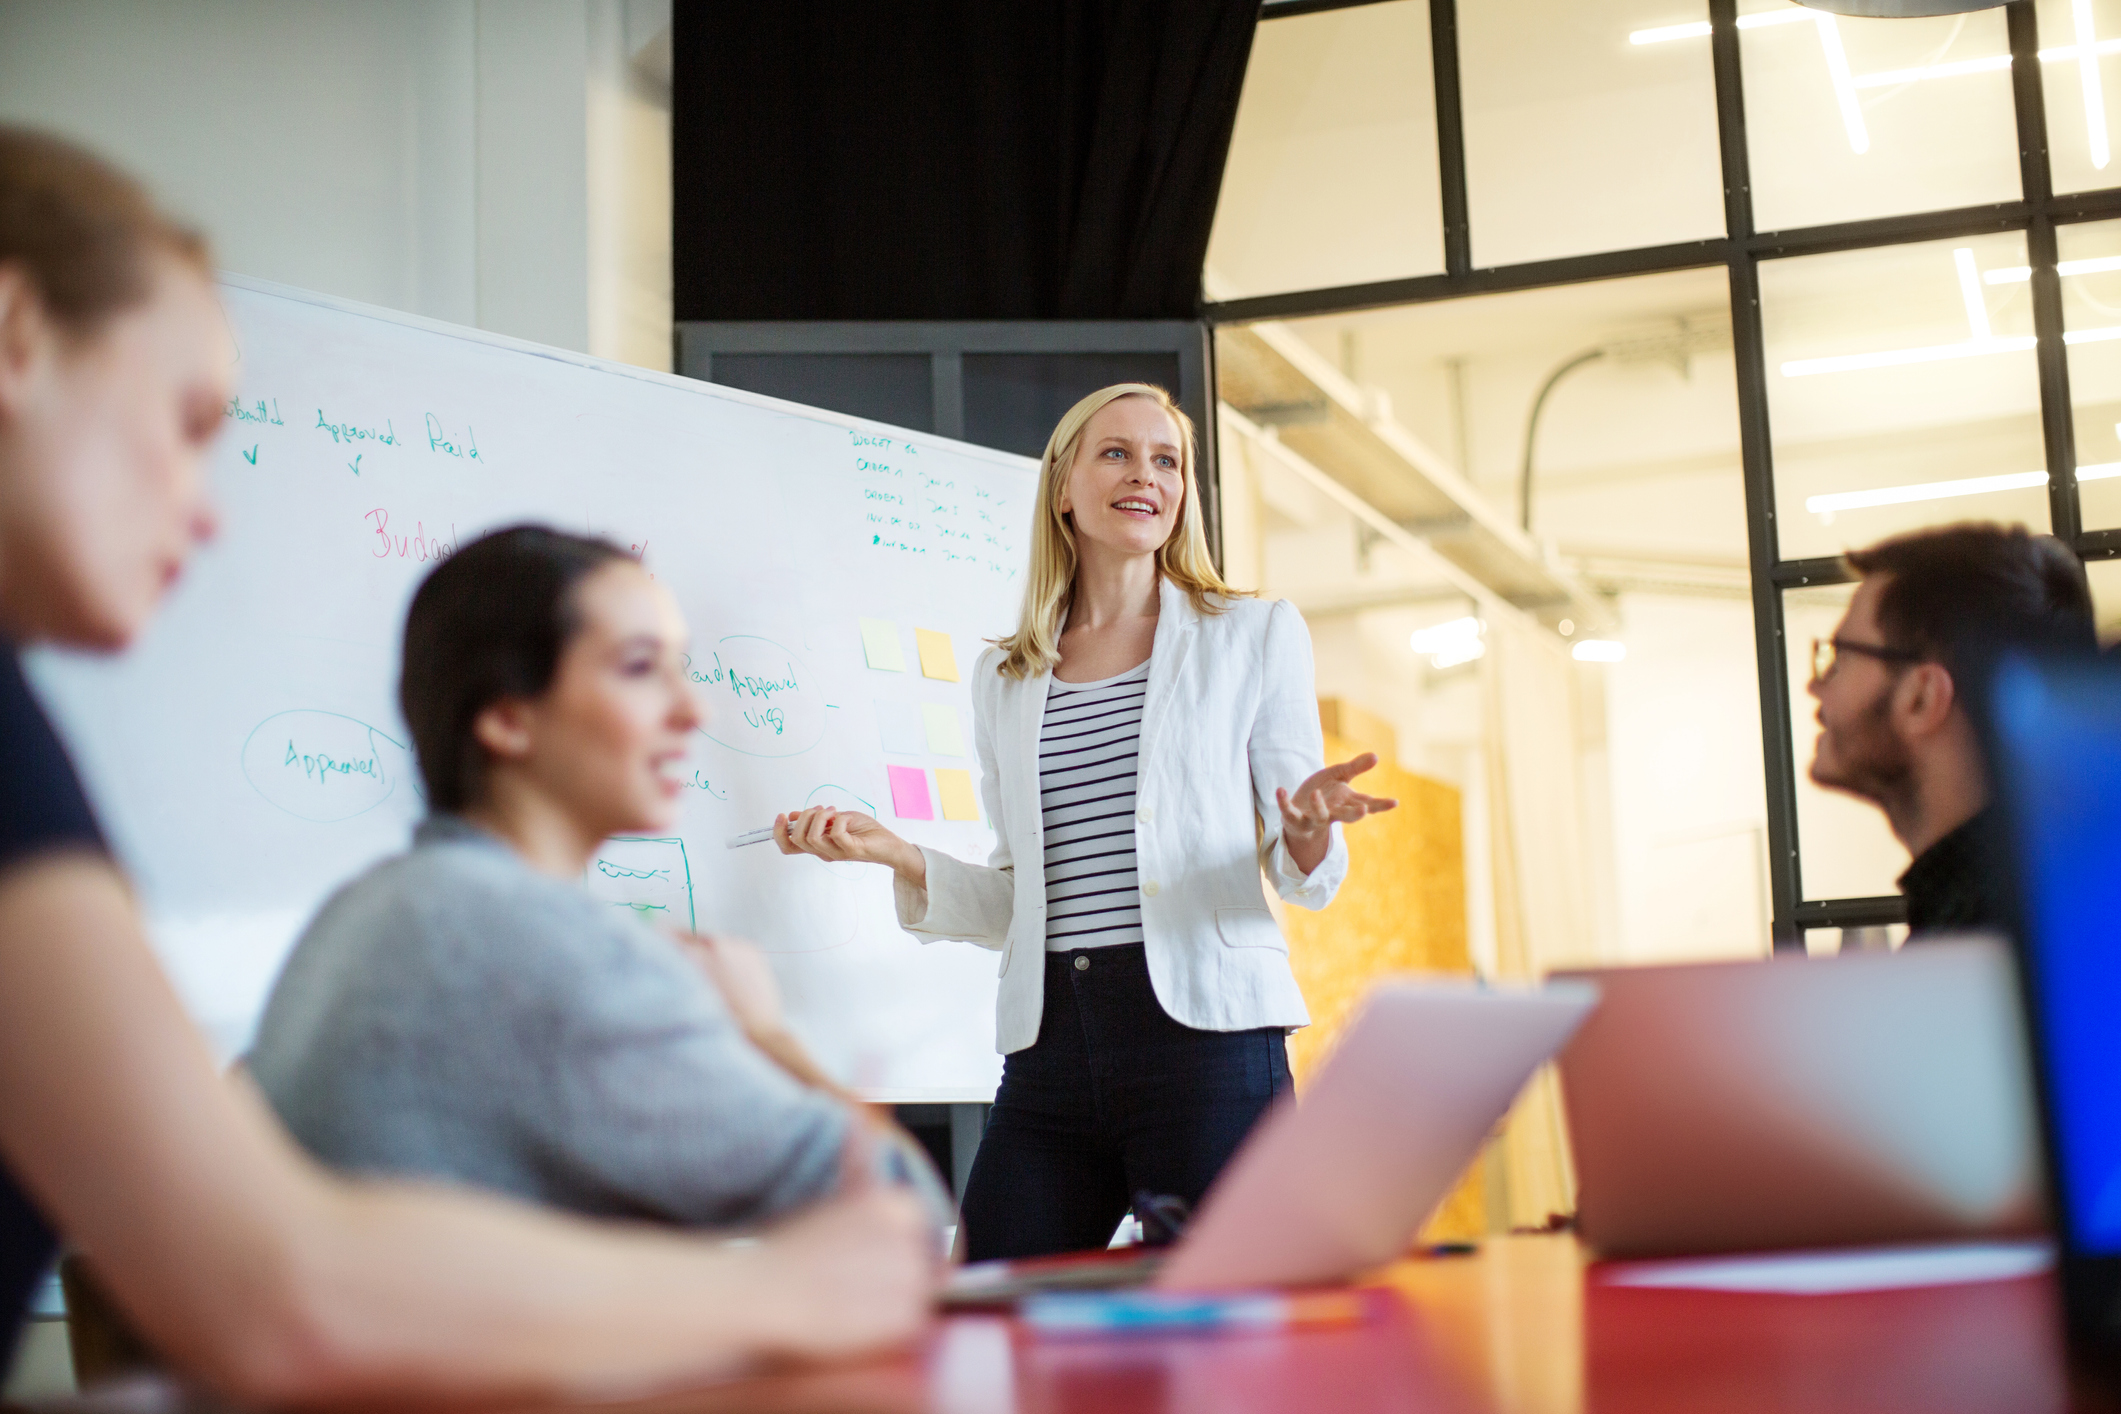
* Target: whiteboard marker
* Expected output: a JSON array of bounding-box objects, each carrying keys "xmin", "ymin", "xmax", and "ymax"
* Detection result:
[{"xmin": 725, "ymin": 826, "xmax": 778, "ymax": 850}]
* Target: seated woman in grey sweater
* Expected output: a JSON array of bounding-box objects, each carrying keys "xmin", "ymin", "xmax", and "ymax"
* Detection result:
[{"xmin": 249, "ymin": 526, "xmax": 938, "ymax": 1231}]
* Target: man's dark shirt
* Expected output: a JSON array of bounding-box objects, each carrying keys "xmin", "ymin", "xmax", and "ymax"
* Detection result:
[
  {"xmin": 0, "ymin": 646, "xmax": 107, "ymax": 1372},
  {"xmin": 1899, "ymin": 805, "xmax": 2012, "ymax": 938}
]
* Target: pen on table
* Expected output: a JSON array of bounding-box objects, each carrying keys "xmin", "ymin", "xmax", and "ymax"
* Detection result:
[
  {"xmin": 1019, "ymin": 1291, "xmax": 1367, "ymax": 1337},
  {"xmin": 725, "ymin": 826, "xmax": 778, "ymax": 849}
]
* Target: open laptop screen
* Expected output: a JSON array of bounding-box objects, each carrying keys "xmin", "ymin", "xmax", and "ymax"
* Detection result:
[{"xmin": 1992, "ymin": 654, "xmax": 2121, "ymax": 1255}]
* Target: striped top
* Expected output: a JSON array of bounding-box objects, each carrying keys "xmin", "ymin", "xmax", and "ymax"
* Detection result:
[{"xmin": 1040, "ymin": 658, "xmax": 1152, "ymax": 951}]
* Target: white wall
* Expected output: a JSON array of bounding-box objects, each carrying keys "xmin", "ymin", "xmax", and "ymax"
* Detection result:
[{"xmin": 0, "ymin": 0, "xmax": 671, "ymax": 368}]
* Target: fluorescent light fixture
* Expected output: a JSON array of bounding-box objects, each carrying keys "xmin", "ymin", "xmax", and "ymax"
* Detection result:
[
  {"xmin": 2079, "ymin": 0, "xmax": 2112, "ymax": 170},
  {"xmin": 1572, "ymin": 640, "xmax": 1627, "ymax": 663},
  {"xmin": 1953, "ymin": 247, "xmax": 1991, "ymax": 341},
  {"xmin": 1627, "ymin": 11, "xmax": 2115, "ymax": 173},
  {"xmin": 1851, "ymin": 54, "xmax": 2012, "ymax": 89},
  {"xmin": 1630, "ymin": 19, "xmax": 1710, "ymax": 43},
  {"xmin": 1409, "ymin": 616, "xmax": 1486, "ymax": 670},
  {"xmin": 1805, "ymin": 470, "xmax": 2049, "ymax": 516},
  {"xmin": 1780, "ymin": 335, "xmax": 2034, "ymax": 377},
  {"xmin": 2081, "ymin": 457, "xmax": 2121, "ymax": 481},
  {"xmin": 1813, "ymin": 15, "xmax": 1869, "ymax": 154},
  {"xmin": 1785, "ymin": 326, "xmax": 2121, "ymax": 374},
  {"xmin": 2039, "ymin": 38, "xmax": 2121, "ymax": 63},
  {"xmin": 1980, "ymin": 257, "xmax": 2121, "ymax": 283}
]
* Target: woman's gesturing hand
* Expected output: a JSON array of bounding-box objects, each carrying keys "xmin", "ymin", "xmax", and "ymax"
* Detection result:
[
  {"xmin": 1276, "ymin": 752, "xmax": 1398, "ymax": 875},
  {"xmin": 776, "ymin": 807, "xmax": 927, "ymax": 890}
]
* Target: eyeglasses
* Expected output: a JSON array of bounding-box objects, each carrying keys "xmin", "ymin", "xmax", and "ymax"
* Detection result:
[{"xmin": 1811, "ymin": 636, "xmax": 1924, "ymax": 684}]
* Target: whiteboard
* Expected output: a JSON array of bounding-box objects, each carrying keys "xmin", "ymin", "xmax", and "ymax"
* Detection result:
[{"xmin": 27, "ymin": 276, "xmax": 1036, "ymax": 1100}]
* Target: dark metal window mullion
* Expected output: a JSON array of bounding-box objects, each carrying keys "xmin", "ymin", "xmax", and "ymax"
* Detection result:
[
  {"xmin": 1709, "ymin": 0, "xmax": 1803, "ymax": 951},
  {"xmin": 2008, "ymin": 0, "xmax": 2085, "ymax": 545},
  {"xmin": 1428, "ymin": 0, "xmax": 1470, "ymax": 280}
]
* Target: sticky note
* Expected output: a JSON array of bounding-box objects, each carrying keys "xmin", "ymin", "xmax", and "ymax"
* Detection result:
[
  {"xmin": 860, "ymin": 618, "xmax": 906, "ymax": 672},
  {"xmin": 887, "ymin": 765, "xmax": 933, "ymax": 820},
  {"xmin": 876, "ymin": 701, "xmax": 926, "ymax": 756},
  {"xmin": 922, "ymin": 703, "xmax": 966, "ymax": 756},
  {"xmin": 936, "ymin": 768, "xmax": 979, "ymax": 822},
  {"xmin": 916, "ymin": 628, "xmax": 959, "ymax": 682}
]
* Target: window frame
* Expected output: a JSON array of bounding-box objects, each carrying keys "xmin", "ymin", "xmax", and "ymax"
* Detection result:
[{"xmin": 1212, "ymin": 0, "xmax": 2118, "ymax": 946}]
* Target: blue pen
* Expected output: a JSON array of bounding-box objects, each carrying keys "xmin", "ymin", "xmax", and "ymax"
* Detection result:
[{"xmin": 1020, "ymin": 1291, "xmax": 1365, "ymax": 1336}]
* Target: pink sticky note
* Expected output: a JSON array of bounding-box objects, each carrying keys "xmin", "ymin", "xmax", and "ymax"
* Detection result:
[{"xmin": 887, "ymin": 765, "xmax": 934, "ymax": 820}]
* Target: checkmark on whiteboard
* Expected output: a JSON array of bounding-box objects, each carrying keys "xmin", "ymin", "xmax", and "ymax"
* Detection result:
[{"xmin": 242, "ymin": 445, "xmax": 258, "ymax": 465}]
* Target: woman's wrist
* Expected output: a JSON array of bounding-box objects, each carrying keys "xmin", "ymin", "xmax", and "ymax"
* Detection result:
[
  {"xmin": 887, "ymin": 838, "xmax": 927, "ymax": 891},
  {"xmin": 1284, "ymin": 821, "xmax": 1330, "ymax": 875}
]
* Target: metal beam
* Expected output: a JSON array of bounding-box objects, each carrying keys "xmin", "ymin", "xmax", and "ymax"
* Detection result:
[
  {"xmin": 1711, "ymin": 0, "xmax": 1804, "ymax": 952},
  {"xmin": 1219, "ymin": 323, "xmax": 1614, "ymax": 632},
  {"xmin": 2011, "ymin": 0, "xmax": 2084, "ymax": 547},
  {"xmin": 1430, "ymin": 0, "xmax": 1470, "ymax": 280}
]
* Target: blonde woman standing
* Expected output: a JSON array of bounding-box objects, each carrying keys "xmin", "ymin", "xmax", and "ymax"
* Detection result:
[{"xmin": 778, "ymin": 384, "xmax": 1393, "ymax": 1260}]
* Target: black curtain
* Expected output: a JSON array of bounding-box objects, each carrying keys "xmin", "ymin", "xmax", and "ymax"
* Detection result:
[{"xmin": 672, "ymin": 1, "xmax": 1259, "ymax": 322}]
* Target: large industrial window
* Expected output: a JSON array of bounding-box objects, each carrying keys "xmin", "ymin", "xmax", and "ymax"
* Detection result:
[{"xmin": 1207, "ymin": 0, "xmax": 2120, "ymax": 949}]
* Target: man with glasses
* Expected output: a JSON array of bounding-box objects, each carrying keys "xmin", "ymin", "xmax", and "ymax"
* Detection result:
[{"xmin": 1808, "ymin": 523, "xmax": 2095, "ymax": 937}]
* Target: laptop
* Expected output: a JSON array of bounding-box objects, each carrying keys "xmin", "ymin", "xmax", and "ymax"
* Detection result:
[
  {"xmin": 1555, "ymin": 940, "xmax": 2044, "ymax": 1259},
  {"xmin": 1986, "ymin": 648, "xmax": 2121, "ymax": 1374},
  {"xmin": 944, "ymin": 976, "xmax": 1597, "ymax": 1302}
]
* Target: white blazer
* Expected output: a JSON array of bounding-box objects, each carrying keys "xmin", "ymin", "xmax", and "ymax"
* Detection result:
[{"xmin": 893, "ymin": 578, "xmax": 1348, "ymax": 1055}]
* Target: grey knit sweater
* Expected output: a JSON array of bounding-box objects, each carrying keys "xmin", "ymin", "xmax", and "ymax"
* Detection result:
[{"xmin": 248, "ymin": 816, "xmax": 847, "ymax": 1227}]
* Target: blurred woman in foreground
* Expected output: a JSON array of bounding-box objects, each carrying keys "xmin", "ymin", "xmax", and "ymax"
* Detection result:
[
  {"xmin": 0, "ymin": 125, "xmax": 933, "ymax": 1404},
  {"xmin": 250, "ymin": 525, "xmax": 950, "ymax": 1238}
]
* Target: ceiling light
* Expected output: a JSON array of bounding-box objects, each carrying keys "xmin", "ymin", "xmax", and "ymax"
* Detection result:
[
  {"xmin": 1409, "ymin": 616, "xmax": 1486, "ymax": 670},
  {"xmin": 1806, "ymin": 470, "xmax": 2049, "ymax": 517},
  {"xmin": 1780, "ymin": 335, "xmax": 2034, "ymax": 377},
  {"xmin": 1801, "ymin": 1, "xmax": 2014, "ymax": 14},
  {"xmin": 1629, "ymin": 9, "xmax": 2113, "ymax": 164},
  {"xmin": 1983, "ymin": 255, "xmax": 2121, "ymax": 283},
  {"xmin": 2078, "ymin": 0, "xmax": 2112, "ymax": 169},
  {"xmin": 1851, "ymin": 54, "xmax": 2011, "ymax": 88},
  {"xmin": 1630, "ymin": 19, "xmax": 1711, "ymax": 42},
  {"xmin": 1780, "ymin": 248, "xmax": 2121, "ymax": 377},
  {"xmin": 1572, "ymin": 640, "xmax": 1627, "ymax": 663},
  {"xmin": 2081, "ymin": 458, "xmax": 2121, "ymax": 481},
  {"xmin": 2040, "ymin": 38, "xmax": 2121, "ymax": 63},
  {"xmin": 1953, "ymin": 247, "xmax": 1991, "ymax": 340},
  {"xmin": 1814, "ymin": 16, "xmax": 1870, "ymax": 154}
]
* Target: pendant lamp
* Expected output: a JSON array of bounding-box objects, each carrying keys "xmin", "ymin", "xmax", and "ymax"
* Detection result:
[{"xmin": 1794, "ymin": 0, "xmax": 2006, "ymax": 13}]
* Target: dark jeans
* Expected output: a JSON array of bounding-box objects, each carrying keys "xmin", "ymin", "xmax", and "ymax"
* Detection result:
[{"xmin": 957, "ymin": 943, "xmax": 1292, "ymax": 1262}]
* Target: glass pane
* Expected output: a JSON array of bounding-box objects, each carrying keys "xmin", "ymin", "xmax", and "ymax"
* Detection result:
[
  {"xmin": 1460, "ymin": 0, "xmax": 1724, "ymax": 267},
  {"xmin": 1254, "ymin": 269, "xmax": 1765, "ymax": 964},
  {"xmin": 2057, "ymin": 219, "xmax": 2121, "ymax": 532},
  {"xmin": 1760, "ymin": 232, "xmax": 2050, "ymax": 563},
  {"xmin": 1204, "ymin": 1, "xmax": 1443, "ymax": 300},
  {"xmin": 1741, "ymin": 5, "xmax": 2022, "ymax": 232},
  {"xmin": 2087, "ymin": 556, "xmax": 2121, "ymax": 643},
  {"xmin": 2036, "ymin": 0, "xmax": 2121, "ymax": 195},
  {"xmin": 1783, "ymin": 584, "xmax": 1914, "ymax": 902}
]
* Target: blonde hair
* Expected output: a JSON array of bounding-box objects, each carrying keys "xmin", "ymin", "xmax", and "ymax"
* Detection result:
[{"xmin": 994, "ymin": 383, "xmax": 1245, "ymax": 680}]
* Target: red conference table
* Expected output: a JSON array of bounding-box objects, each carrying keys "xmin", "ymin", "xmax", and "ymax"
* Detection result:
[{"xmin": 519, "ymin": 1234, "xmax": 2085, "ymax": 1414}]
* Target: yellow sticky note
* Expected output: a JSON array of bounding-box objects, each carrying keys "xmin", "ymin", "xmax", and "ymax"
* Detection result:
[
  {"xmin": 922, "ymin": 703, "xmax": 965, "ymax": 756},
  {"xmin": 916, "ymin": 628, "xmax": 959, "ymax": 682},
  {"xmin": 859, "ymin": 618, "xmax": 906, "ymax": 672},
  {"xmin": 935, "ymin": 767, "xmax": 979, "ymax": 821}
]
